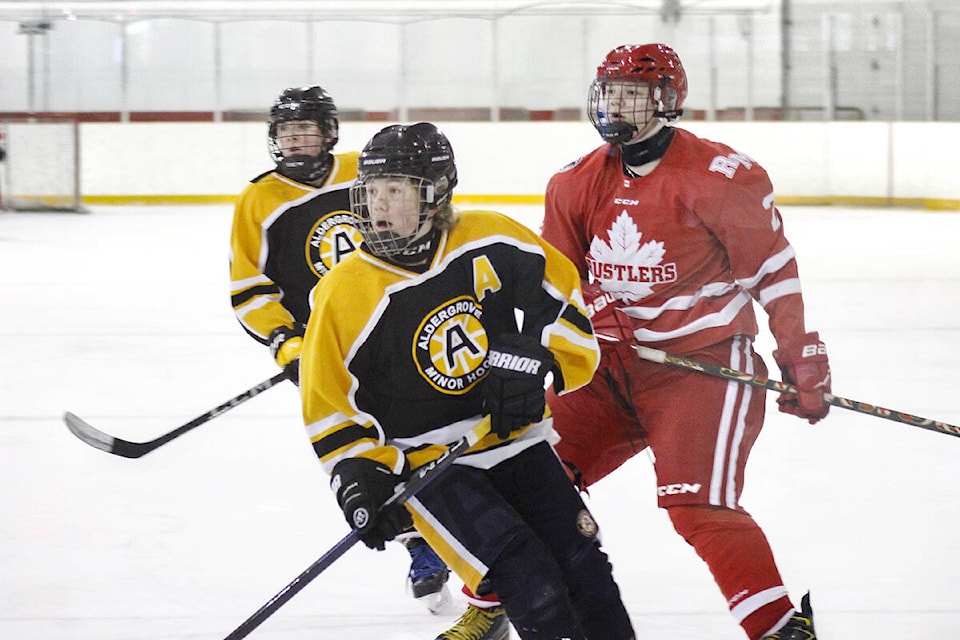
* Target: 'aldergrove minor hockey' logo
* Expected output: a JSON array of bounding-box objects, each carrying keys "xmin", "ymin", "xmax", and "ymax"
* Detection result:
[
  {"xmin": 587, "ymin": 211, "xmax": 677, "ymax": 302},
  {"xmin": 413, "ymin": 296, "xmax": 488, "ymax": 394},
  {"xmin": 307, "ymin": 211, "xmax": 363, "ymax": 277}
]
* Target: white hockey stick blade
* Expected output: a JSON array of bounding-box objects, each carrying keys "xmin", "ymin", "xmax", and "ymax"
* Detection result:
[{"xmin": 63, "ymin": 411, "xmax": 117, "ymax": 453}]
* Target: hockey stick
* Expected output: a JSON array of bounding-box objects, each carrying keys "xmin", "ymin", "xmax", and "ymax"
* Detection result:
[
  {"xmin": 63, "ymin": 371, "xmax": 289, "ymax": 458},
  {"xmin": 634, "ymin": 345, "xmax": 960, "ymax": 439},
  {"xmin": 222, "ymin": 415, "xmax": 492, "ymax": 640}
]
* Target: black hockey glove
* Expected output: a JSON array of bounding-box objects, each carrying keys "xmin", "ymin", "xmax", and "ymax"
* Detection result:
[
  {"xmin": 269, "ymin": 325, "xmax": 304, "ymax": 385},
  {"xmin": 482, "ymin": 334, "xmax": 555, "ymax": 439},
  {"xmin": 331, "ymin": 457, "xmax": 413, "ymax": 551}
]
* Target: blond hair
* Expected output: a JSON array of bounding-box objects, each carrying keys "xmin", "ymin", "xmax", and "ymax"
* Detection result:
[{"xmin": 430, "ymin": 201, "xmax": 459, "ymax": 231}]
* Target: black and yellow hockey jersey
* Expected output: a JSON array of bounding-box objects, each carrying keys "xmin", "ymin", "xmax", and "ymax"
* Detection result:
[
  {"xmin": 229, "ymin": 151, "xmax": 361, "ymax": 344},
  {"xmin": 300, "ymin": 209, "xmax": 600, "ymax": 476}
]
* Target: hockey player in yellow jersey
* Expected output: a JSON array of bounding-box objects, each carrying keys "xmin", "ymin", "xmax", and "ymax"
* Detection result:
[
  {"xmin": 228, "ymin": 87, "xmax": 452, "ymax": 613},
  {"xmin": 229, "ymin": 85, "xmax": 360, "ymax": 385},
  {"xmin": 300, "ymin": 122, "xmax": 636, "ymax": 640}
]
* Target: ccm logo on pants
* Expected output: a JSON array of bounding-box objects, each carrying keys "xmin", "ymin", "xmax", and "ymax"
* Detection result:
[{"xmin": 658, "ymin": 483, "xmax": 702, "ymax": 497}]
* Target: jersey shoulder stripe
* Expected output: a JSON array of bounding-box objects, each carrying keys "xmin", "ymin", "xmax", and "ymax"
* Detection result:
[{"xmin": 327, "ymin": 151, "xmax": 360, "ymax": 185}]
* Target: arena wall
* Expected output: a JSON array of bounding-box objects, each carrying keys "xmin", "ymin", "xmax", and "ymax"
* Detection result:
[{"xmin": 73, "ymin": 121, "xmax": 960, "ymax": 210}]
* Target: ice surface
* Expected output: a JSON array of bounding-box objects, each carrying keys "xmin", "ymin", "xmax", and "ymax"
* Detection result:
[{"xmin": 1, "ymin": 204, "xmax": 959, "ymax": 639}]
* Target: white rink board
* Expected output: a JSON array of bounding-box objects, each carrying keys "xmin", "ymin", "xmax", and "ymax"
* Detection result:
[{"xmin": 75, "ymin": 121, "xmax": 960, "ymax": 203}]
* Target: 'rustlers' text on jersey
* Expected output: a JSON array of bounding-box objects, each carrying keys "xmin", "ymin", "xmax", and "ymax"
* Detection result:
[
  {"xmin": 300, "ymin": 209, "xmax": 599, "ymax": 475},
  {"xmin": 542, "ymin": 127, "xmax": 807, "ymax": 352},
  {"xmin": 229, "ymin": 151, "xmax": 361, "ymax": 344}
]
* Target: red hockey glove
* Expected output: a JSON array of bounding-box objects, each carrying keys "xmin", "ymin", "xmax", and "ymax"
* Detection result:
[
  {"xmin": 269, "ymin": 325, "xmax": 304, "ymax": 385},
  {"xmin": 331, "ymin": 457, "xmax": 412, "ymax": 551},
  {"xmin": 773, "ymin": 331, "xmax": 832, "ymax": 424},
  {"xmin": 482, "ymin": 334, "xmax": 554, "ymax": 439}
]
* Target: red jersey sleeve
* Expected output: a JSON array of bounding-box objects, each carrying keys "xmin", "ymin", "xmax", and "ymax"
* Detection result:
[
  {"xmin": 543, "ymin": 157, "xmax": 591, "ymax": 279},
  {"xmin": 687, "ymin": 138, "xmax": 807, "ymax": 344}
]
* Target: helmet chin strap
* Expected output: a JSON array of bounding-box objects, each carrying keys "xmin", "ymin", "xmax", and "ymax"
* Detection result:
[
  {"xmin": 598, "ymin": 121, "xmax": 638, "ymax": 145},
  {"xmin": 278, "ymin": 153, "xmax": 332, "ymax": 185},
  {"xmin": 390, "ymin": 224, "xmax": 440, "ymax": 269}
]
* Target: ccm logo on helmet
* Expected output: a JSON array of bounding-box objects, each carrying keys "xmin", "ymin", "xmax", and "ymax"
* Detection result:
[
  {"xmin": 614, "ymin": 198, "xmax": 639, "ymax": 205},
  {"xmin": 657, "ymin": 482, "xmax": 702, "ymax": 496}
]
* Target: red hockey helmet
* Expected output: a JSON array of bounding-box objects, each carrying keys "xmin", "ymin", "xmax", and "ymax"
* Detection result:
[{"xmin": 588, "ymin": 44, "xmax": 688, "ymax": 144}]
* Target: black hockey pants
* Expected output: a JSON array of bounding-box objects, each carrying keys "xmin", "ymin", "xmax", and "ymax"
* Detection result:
[{"xmin": 411, "ymin": 441, "xmax": 635, "ymax": 640}]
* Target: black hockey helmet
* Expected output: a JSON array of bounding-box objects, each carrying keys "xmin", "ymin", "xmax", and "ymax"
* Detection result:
[
  {"xmin": 350, "ymin": 122, "xmax": 458, "ymax": 257},
  {"xmin": 268, "ymin": 85, "xmax": 339, "ymax": 183}
]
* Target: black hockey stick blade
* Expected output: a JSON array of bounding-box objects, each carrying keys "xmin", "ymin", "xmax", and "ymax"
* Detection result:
[
  {"xmin": 222, "ymin": 415, "xmax": 492, "ymax": 640},
  {"xmin": 63, "ymin": 371, "xmax": 289, "ymax": 458}
]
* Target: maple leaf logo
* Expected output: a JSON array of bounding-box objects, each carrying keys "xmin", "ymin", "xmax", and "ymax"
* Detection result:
[{"xmin": 588, "ymin": 211, "xmax": 669, "ymax": 302}]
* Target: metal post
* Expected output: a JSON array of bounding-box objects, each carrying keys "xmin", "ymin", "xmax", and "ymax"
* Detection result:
[
  {"xmin": 580, "ymin": 17, "xmax": 590, "ymax": 122},
  {"xmin": 398, "ymin": 23, "xmax": 408, "ymax": 122},
  {"xmin": 491, "ymin": 18, "xmax": 500, "ymax": 122},
  {"xmin": 894, "ymin": 11, "xmax": 903, "ymax": 122},
  {"xmin": 708, "ymin": 16, "xmax": 717, "ymax": 120},
  {"xmin": 120, "ymin": 23, "xmax": 130, "ymax": 123},
  {"xmin": 26, "ymin": 32, "xmax": 36, "ymax": 112},
  {"xmin": 41, "ymin": 26, "xmax": 51, "ymax": 111},
  {"xmin": 824, "ymin": 14, "xmax": 836, "ymax": 121},
  {"xmin": 926, "ymin": 8, "xmax": 937, "ymax": 120},
  {"xmin": 742, "ymin": 13, "xmax": 754, "ymax": 121},
  {"xmin": 213, "ymin": 22, "xmax": 222, "ymax": 122},
  {"xmin": 306, "ymin": 21, "xmax": 315, "ymax": 83},
  {"xmin": 781, "ymin": 0, "xmax": 792, "ymax": 114},
  {"xmin": 16, "ymin": 21, "xmax": 54, "ymax": 113}
]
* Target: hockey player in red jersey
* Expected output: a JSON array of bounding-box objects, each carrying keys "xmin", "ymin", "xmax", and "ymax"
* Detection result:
[
  {"xmin": 228, "ymin": 86, "xmax": 452, "ymax": 614},
  {"xmin": 541, "ymin": 44, "xmax": 828, "ymax": 640}
]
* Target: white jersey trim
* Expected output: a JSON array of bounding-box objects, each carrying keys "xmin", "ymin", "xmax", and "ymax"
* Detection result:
[
  {"xmin": 737, "ymin": 245, "xmax": 796, "ymax": 290},
  {"xmin": 626, "ymin": 289, "xmax": 753, "ymax": 343},
  {"xmin": 730, "ymin": 585, "xmax": 790, "ymax": 622}
]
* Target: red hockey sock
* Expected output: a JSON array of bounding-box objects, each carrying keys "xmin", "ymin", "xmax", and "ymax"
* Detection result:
[{"xmin": 668, "ymin": 505, "xmax": 795, "ymax": 640}]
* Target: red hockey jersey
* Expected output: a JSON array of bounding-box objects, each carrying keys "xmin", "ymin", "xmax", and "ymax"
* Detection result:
[{"xmin": 542, "ymin": 127, "xmax": 807, "ymax": 353}]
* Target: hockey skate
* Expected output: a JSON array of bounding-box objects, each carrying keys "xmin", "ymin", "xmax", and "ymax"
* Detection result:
[
  {"xmin": 435, "ymin": 605, "xmax": 510, "ymax": 640},
  {"xmin": 763, "ymin": 592, "xmax": 815, "ymax": 640},
  {"xmin": 402, "ymin": 534, "xmax": 453, "ymax": 614}
]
